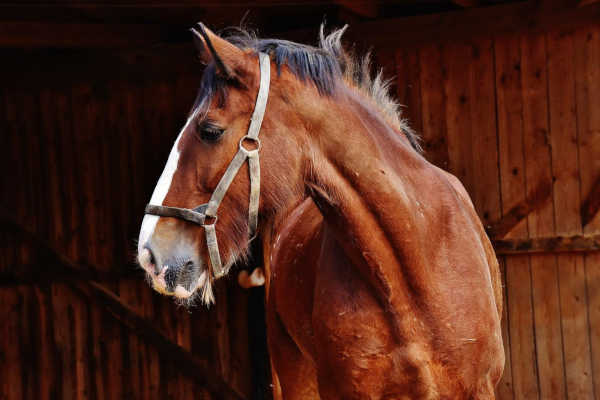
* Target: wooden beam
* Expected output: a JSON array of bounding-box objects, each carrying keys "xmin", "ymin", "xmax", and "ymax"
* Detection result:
[
  {"xmin": 335, "ymin": 0, "xmax": 378, "ymax": 18},
  {"xmin": 493, "ymin": 234, "xmax": 600, "ymax": 255},
  {"xmin": 0, "ymin": 216, "xmax": 246, "ymax": 400},
  {"xmin": 0, "ymin": 22, "xmax": 178, "ymax": 48},
  {"xmin": 486, "ymin": 182, "xmax": 553, "ymax": 239},
  {"xmin": 581, "ymin": 175, "xmax": 600, "ymax": 228},
  {"xmin": 451, "ymin": 0, "xmax": 480, "ymax": 7},
  {"xmin": 3, "ymin": 1, "xmax": 600, "ymax": 49},
  {"xmin": 323, "ymin": 1, "xmax": 600, "ymax": 50}
]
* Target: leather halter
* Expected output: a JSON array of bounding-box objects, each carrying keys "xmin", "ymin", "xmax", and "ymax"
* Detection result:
[{"xmin": 145, "ymin": 52, "xmax": 270, "ymax": 279}]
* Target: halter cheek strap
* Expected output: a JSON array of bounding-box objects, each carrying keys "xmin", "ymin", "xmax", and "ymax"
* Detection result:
[{"xmin": 144, "ymin": 52, "xmax": 271, "ymax": 279}]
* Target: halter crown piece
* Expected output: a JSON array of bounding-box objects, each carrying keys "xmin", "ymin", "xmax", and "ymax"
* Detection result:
[{"xmin": 145, "ymin": 52, "xmax": 271, "ymax": 279}]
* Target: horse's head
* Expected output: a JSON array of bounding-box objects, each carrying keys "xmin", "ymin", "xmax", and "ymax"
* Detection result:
[
  {"xmin": 136, "ymin": 22, "xmax": 419, "ymax": 306},
  {"xmin": 137, "ymin": 24, "xmax": 315, "ymax": 305}
]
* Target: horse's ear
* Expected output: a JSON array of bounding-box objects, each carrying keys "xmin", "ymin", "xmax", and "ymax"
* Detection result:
[{"xmin": 191, "ymin": 23, "xmax": 244, "ymax": 80}]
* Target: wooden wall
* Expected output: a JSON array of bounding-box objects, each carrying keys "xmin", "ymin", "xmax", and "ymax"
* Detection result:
[
  {"xmin": 0, "ymin": 47, "xmax": 266, "ymax": 399},
  {"xmin": 382, "ymin": 20, "xmax": 600, "ymax": 400},
  {"xmin": 0, "ymin": 3, "xmax": 599, "ymax": 400}
]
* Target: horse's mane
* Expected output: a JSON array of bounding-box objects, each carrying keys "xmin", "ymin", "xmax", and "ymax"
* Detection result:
[{"xmin": 194, "ymin": 25, "xmax": 421, "ymax": 152}]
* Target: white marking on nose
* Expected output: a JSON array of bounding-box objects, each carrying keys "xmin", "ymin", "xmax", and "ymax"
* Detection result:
[
  {"xmin": 137, "ymin": 248, "xmax": 153, "ymax": 273},
  {"xmin": 137, "ymin": 112, "xmax": 197, "ymax": 255}
]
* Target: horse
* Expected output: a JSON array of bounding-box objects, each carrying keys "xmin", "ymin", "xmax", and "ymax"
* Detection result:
[{"xmin": 137, "ymin": 23, "xmax": 505, "ymax": 399}]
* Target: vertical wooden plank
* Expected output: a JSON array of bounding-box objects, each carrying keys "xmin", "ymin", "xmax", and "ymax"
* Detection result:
[
  {"xmin": 15, "ymin": 90, "xmax": 39, "ymax": 267},
  {"xmin": 227, "ymin": 282, "xmax": 253, "ymax": 397},
  {"xmin": 496, "ymin": 259, "xmax": 515, "ymax": 400},
  {"xmin": 505, "ymin": 256, "xmax": 538, "ymax": 400},
  {"xmin": 443, "ymin": 41, "xmax": 475, "ymax": 195},
  {"xmin": 215, "ymin": 282, "xmax": 232, "ymax": 386},
  {"xmin": 73, "ymin": 295, "xmax": 90, "ymax": 400},
  {"xmin": 461, "ymin": 36, "xmax": 509, "ymax": 398},
  {"xmin": 125, "ymin": 82, "xmax": 145, "ymax": 239},
  {"xmin": 53, "ymin": 86, "xmax": 80, "ymax": 265},
  {"xmin": 4, "ymin": 90, "xmax": 35, "ymax": 399},
  {"xmin": 120, "ymin": 280, "xmax": 148, "ymax": 400},
  {"xmin": 574, "ymin": 24, "xmax": 600, "ymax": 399},
  {"xmin": 99, "ymin": 82, "xmax": 126, "ymax": 400},
  {"xmin": 467, "ymin": 37, "xmax": 501, "ymax": 227},
  {"xmin": 67, "ymin": 83, "xmax": 96, "ymax": 400},
  {"xmin": 39, "ymin": 88, "xmax": 67, "ymax": 262},
  {"xmin": 520, "ymin": 32, "xmax": 567, "ymax": 400},
  {"xmin": 116, "ymin": 76, "xmax": 159, "ymax": 399},
  {"xmin": 142, "ymin": 78, "xmax": 179, "ymax": 398},
  {"xmin": 17, "ymin": 286, "xmax": 37, "ymax": 400},
  {"xmin": 495, "ymin": 32, "xmax": 540, "ymax": 400},
  {"xmin": 144, "ymin": 288, "xmax": 161, "ymax": 399},
  {"xmin": 71, "ymin": 83, "xmax": 98, "ymax": 265},
  {"xmin": 98, "ymin": 81, "xmax": 119, "ymax": 268},
  {"xmin": 418, "ymin": 43, "xmax": 450, "ymax": 170},
  {"xmin": 0, "ymin": 90, "xmax": 18, "ymax": 275},
  {"xmin": 34, "ymin": 286, "xmax": 57, "ymax": 400},
  {"xmin": 0, "ymin": 288, "xmax": 23, "ymax": 400},
  {"xmin": 39, "ymin": 84, "xmax": 75, "ymax": 400},
  {"xmin": 395, "ymin": 48, "xmax": 423, "ymax": 134},
  {"xmin": 51, "ymin": 284, "xmax": 76, "ymax": 400},
  {"xmin": 547, "ymin": 28, "xmax": 594, "ymax": 399},
  {"xmin": 37, "ymin": 86, "xmax": 71, "ymax": 400}
]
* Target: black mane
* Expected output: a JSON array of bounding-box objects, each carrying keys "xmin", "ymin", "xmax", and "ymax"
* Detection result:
[{"xmin": 192, "ymin": 26, "xmax": 422, "ymax": 152}]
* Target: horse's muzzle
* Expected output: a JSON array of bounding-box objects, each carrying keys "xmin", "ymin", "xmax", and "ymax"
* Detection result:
[{"xmin": 138, "ymin": 246, "xmax": 202, "ymax": 298}]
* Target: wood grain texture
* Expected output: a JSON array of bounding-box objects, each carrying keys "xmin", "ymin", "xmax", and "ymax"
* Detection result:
[
  {"xmin": 443, "ymin": 41, "xmax": 475, "ymax": 195},
  {"xmin": 418, "ymin": 43, "xmax": 450, "ymax": 170},
  {"xmin": 493, "ymin": 235, "xmax": 600, "ymax": 255},
  {"xmin": 519, "ymin": 31, "xmax": 566, "ymax": 400},
  {"xmin": 467, "ymin": 38, "xmax": 501, "ymax": 228},
  {"xmin": 0, "ymin": 288, "xmax": 23, "ymax": 400},
  {"xmin": 495, "ymin": 32, "xmax": 540, "ymax": 400},
  {"xmin": 487, "ymin": 181, "xmax": 552, "ymax": 239},
  {"xmin": 1, "ymin": 12, "xmax": 600, "ymax": 400},
  {"xmin": 574, "ymin": 23, "xmax": 600, "ymax": 398},
  {"xmin": 496, "ymin": 259, "xmax": 515, "ymax": 400},
  {"xmin": 395, "ymin": 48, "xmax": 423, "ymax": 135},
  {"xmin": 0, "ymin": 69, "xmax": 254, "ymax": 398},
  {"xmin": 547, "ymin": 28, "xmax": 595, "ymax": 399}
]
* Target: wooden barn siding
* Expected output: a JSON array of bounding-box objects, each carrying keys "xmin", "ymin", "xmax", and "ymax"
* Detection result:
[
  {"xmin": 0, "ymin": 57, "xmax": 256, "ymax": 399},
  {"xmin": 0, "ymin": 15, "xmax": 599, "ymax": 400},
  {"xmin": 385, "ymin": 22, "xmax": 600, "ymax": 400}
]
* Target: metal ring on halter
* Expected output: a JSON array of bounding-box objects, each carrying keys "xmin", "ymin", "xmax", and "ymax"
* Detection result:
[{"xmin": 239, "ymin": 135, "xmax": 262, "ymax": 153}]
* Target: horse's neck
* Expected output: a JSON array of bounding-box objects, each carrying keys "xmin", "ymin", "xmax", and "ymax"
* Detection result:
[{"xmin": 306, "ymin": 98, "xmax": 444, "ymax": 341}]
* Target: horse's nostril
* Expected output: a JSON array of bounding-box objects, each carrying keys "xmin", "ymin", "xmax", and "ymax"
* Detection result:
[
  {"xmin": 164, "ymin": 266, "xmax": 178, "ymax": 291},
  {"xmin": 157, "ymin": 258, "xmax": 195, "ymax": 293},
  {"xmin": 143, "ymin": 245, "xmax": 161, "ymax": 275}
]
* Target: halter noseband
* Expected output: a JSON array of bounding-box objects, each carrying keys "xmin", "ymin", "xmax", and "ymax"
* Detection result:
[{"xmin": 145, "ymin": 52, "xmax": 270, "ymax": 279}]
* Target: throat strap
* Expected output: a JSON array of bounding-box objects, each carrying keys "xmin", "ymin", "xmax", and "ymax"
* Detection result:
[{"xmin": 144, "ymin": 52, "xmax": 270, "ymax": 279}]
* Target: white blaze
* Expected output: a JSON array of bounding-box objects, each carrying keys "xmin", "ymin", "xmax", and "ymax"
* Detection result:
[{"xmin": 137, "ymin": 115, "xmax": 196, "ymax": 254}]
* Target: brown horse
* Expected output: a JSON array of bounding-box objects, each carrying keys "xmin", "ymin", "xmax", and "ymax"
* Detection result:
[{"xmin": 137, "ymin": 23, "xmax": 504, "ymax": 399}]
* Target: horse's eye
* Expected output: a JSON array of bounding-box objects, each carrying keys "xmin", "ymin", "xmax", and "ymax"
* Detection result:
[{"xmin": 197, "ymin": 120, "xmax": 225, "ymax": 143}]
